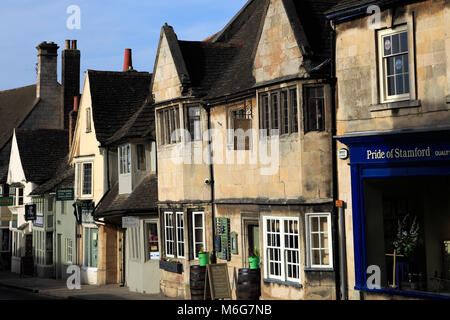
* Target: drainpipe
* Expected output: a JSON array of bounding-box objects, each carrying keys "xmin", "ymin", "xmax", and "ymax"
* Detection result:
[
  {"xmin": 203, "ymin": 103, "xmax": 216, "ymax": 264},
  {"xmin": 329, "ymin": 21, "xmax": 344, "ymax": 301},
  {"xmin": 330, "ymin": 20, "xmax": 348, "ymax": 300}
]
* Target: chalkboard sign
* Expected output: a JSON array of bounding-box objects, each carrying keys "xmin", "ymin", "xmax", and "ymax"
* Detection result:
[{"xmin": 204, "ymin": 263, "xmax": 232, "ymax": 300}]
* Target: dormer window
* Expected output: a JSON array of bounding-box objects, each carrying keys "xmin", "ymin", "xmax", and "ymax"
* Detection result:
[{"xmin": 119, "ymin": 144, "xmax": 131, "ymax": 174}]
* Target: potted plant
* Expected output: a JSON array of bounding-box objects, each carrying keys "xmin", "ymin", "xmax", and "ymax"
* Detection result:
[
  {"xmin": 198, "ymin": 247, "xmax": 210, "ymax": 266},
  {"xmin": 159, "ymin": 258, "xmax": 183, "ymax": 274},
  {"xmin": 248, "ymin": 246, "xmax": 260, "ymax": 269},
  {"xmin": 392, "ymin": 214, "xmax": 421, "ymax": 289}
]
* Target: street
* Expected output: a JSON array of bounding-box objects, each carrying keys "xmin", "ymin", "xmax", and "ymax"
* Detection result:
[{"xmin": 0, "ymin": 285, "xmax": 60, "ymax": 300}]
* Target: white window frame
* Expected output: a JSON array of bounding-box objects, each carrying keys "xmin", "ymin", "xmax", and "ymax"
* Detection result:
[
  {"xmin": 378, "ymin": 24, "xmax": 415, "ymax": 103},
  {"xmin": 175, "ymin": 212, "xmax": 185, "ymax": 259},
  {"xmin": 192, "ymin": 211, "xmax": 206, "ymax": 260},
  {"xmin": 75, "ymin": 161, "xmax": 94, "ymax": 198},
  {"xmin": 305, "ymin": 213, "xmax": 333, "ymax": 269},
  {"xmin": 119, "ymin": 144, "xmax": 131, "ymax": 175},
  {"xmin": 262, "ymin": 216, "xmax": 301, "ymax": 284},
  {"xmin": 164, "ymin": 211, "xmax": 175, "ymax": 258}
]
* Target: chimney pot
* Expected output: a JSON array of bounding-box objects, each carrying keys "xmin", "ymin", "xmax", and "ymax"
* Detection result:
[
  {"xmin": 73, "ymin": 95, "xmax": 79, "ymax": 111},
  {"xmin": 65, "ymin": 40, "xmax": 70, "ymax": 50},
  {"xmin": 123, "ymin": 48, "xmax": 132, "ymax": 72},
  {"xmin": 72, "ymin": 40, "xmax": 77, "ymax": 50}
]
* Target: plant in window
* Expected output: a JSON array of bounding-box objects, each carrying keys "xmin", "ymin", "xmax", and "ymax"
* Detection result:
[{"xmin": 393, "ymin": 214, "xmax": 420, "ymax": 258}]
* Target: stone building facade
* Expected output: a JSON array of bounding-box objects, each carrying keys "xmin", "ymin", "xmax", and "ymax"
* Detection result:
[{"xmin": 326, "ymin": 0, "xmax": 450, "ymax": 300}]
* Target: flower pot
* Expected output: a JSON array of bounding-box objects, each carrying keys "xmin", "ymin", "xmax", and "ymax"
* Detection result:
[
  {"xmin": 248, "ymin": 256, "xmax": 260, "ymax": 269},
  {"xmin": 198, "ymin": 252, "xmax": 210, "ymax": 266}
]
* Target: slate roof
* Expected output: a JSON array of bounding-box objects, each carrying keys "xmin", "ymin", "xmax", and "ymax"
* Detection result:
[
  {"xmin": 94, "ymin": 174, "xmax": 158, "ymax": 217},
  {"xmin": 15, "ymin": 129, "xmax": 69, "ymax": 184},
  {"xmin": 166, "ymin": 0, "xmax": 340, "ymax": 101},
  {"xmin": 325, "ymin": 0, "xmax": 424, "ymax": 18},
  {"xmin": 0, "ymin": 84, "xmax": 40, "ymax": 183},
  {"xmin": 105, "ymin": 100, "xmax": 156, "ymax": 147},
  {"xmin": 87, "ymin": 70, "xmax": 152, "ymax": 145},
  {"xmin": 29, "ymin": 156, "xmax": 74, "ymax": 196}
]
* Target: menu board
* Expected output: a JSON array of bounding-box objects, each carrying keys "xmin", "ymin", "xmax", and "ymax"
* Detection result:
[{"xmin": 204, "ymin": 263, "xmax": 232, "ymax": 300}]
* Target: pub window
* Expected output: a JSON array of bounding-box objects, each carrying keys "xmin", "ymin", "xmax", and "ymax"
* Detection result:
[
  {"xmin": 259, "ymin": 87, "xmax": 298, "ymax": 136},
  {"xmin": 76, "ymin": 162, "xmax": 93, "ymax": 198},
  {"xmin": 263, "ymin": 216, "xmax": 301, "ymax": 283},
  {"xmin": 378, "ymin": 25, "xmax": 413, "ymax": 103},
  {"xmin": 185, "ymin": 104, "xmax": 202, "ymax": 142},
  {"xmin": 158, "ymin": 106, "xmax": 181, "ymax": 146},
  {"xmin": 136, "ymin": 144, "xmax": 146, "ymax": 171},
  {"xmin": 306, "ymin": 213, "xmax": 333, "ymax": 268},
  {"xmin": 230, "ymin": 108, "xmax": 252, "ymax": 150},
  {"xmin": 119, "ymin": 144, "xmax": 131, "ymax": 174},
  {"xmin": 47, "ymin": 196, "xmax": 54, "ymax": 212},
  {"xmin": 303, "ymin": 86, "xmax": 325, "ymax": 133},
  {"xmin": 65, "ymin": 238, "xmax": 73, "ymax": 264},
  {"xmin": 163, "ymin": 211, "xmax": 184, "ymax": 259}
]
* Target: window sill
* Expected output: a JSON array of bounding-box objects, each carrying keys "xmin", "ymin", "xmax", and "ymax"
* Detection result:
[
  {"xmin": 370, "ymin": 100, "xmax": 421, "ymax": 112},
  {"xmin": 263, "ymin": 278, "xmax": 302, "ymax": 288},
  {"xmin": 304, "ymin": 267, "xmax": 334, "ymax": 272}
]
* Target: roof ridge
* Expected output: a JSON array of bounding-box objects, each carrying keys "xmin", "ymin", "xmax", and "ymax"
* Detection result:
[{"xmin": 0, "ymin": 84, "xmax": 36, "ymax": 94}]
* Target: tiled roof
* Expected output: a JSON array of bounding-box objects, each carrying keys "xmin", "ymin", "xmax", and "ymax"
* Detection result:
[
  {"xmin": 15, "ymin": 129, "xmax": 69, "ymax": 184},
  {"xmin": 94, "ymin": 174, "xmax": 158, "ymax": 217},
  {"xmin": 105, "ymin": 100, "xmax": 156, "ymax": 146},
  {"xmin": 87, "ymin": 70, "xmax": 152, "ymax": 145},
  {"xmin": 0, "ymin": 84, "xmax": 39, "ymax": 151},
  {"xmin": 178, "ymin": 41, "xmax": 241, "ymax": 97},
  {"xmin": 205, "ymin": 0, "xmax": 267, "ymax": 99},
  {"xmin": 29, "ymin": 156, "xmax": 74, "ymax": 196}
]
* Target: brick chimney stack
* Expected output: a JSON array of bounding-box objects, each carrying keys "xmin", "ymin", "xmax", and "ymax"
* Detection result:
[
  {"xmin": 123, "ymin": 49, "xmax": 133, "ymax": 71},
  {"xmin": 69, "ymin": 95, "xmax": 79, "ymax": 152},
  {"xmin": 62, "ymin": 39, "xmax": 81, "ymax": 130},
  {"xmin": 36, "ymin": 41, "xmax": 59, "ymax": 99}
]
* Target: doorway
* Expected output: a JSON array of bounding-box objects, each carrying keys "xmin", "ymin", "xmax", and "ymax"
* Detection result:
[{"xmin": 242, "ymin": 213, "xmax": 260, "ymax": 268}]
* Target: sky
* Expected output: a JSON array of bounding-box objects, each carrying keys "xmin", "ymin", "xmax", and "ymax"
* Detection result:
[{"xmin": 0, "ymin": 0, "xmax": 248, "ymax": 91}]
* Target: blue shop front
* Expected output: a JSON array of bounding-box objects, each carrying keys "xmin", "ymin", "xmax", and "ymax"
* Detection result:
[{"xmin": 337, "ymin": 128, "xmax": 450, "ymax": 300}]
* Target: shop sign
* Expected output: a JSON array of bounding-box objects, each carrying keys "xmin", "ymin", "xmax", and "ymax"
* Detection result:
[
  {"xmin": 0, "ymin": 197, "xmax": 13, "ymax": 207},
  {"xmin": 349, "ymin": 142, "xmax": 450, "ymax": 164},
  {"xmin": 56, "ymin": 188, "xmax": 74, "ymax": 201},
  {"xmin": 122, "ymin": 216, "xmax": 140, "ymax": 229},
  {"xmin": 73, "ymin": 201, "xmax": 95, "ymax": 225}
]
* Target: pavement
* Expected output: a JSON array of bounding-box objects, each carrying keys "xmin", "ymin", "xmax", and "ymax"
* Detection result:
[{"xmin": 0, "ymin": 270, "xmax": 180, "ymax": 300}]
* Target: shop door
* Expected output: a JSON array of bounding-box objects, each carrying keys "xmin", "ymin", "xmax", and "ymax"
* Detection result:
[
  {"xmin": 248, "ymin": 225, "xmax": 260, "ymax": 257},
  {"xmin": 143, "ymin": 220, "xmax": 160, "ymax": 294},
  {"xmin": 91, "ymin": 229, "xmax": 98, "ymax": 267}
]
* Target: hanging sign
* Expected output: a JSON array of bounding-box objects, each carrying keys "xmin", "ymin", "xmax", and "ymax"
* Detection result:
[
  {"xmin": 24, "ymin": 204, "xmax": 37, "ymax": 221},
  {"xmin": 56, "ymin": 188, "xmax": 74, "ymax": 201},
  {"xmin": 0, "ymin": 197, "xmax": 13, "ymax": 207}
]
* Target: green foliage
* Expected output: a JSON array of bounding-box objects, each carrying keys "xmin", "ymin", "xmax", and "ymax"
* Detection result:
[{"xmin": 392, "ymin": 214, "xmax": 420, "ymax": 258}]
